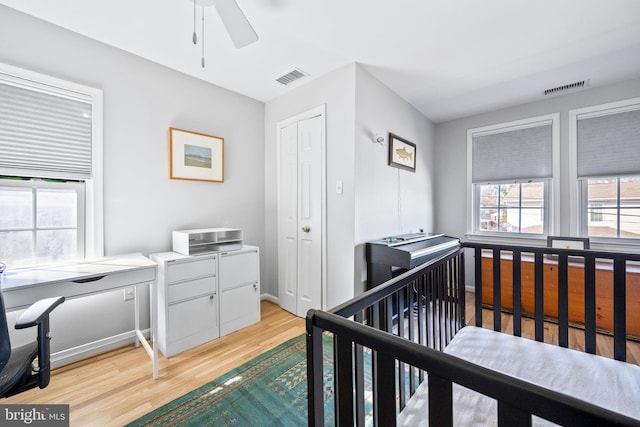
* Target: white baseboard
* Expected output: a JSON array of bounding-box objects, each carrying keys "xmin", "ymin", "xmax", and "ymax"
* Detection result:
[
  {"xmin": 51, "ymin": 328, "xmax": 151, "ymax": 369},
  {"xmin": 260, "ymin": 293, "xmax": 278, "ymax": 304}
]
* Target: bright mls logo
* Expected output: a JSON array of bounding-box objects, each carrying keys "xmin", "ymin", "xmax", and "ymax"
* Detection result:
[{"xmin": 1, "ymin": 405, "xmax": 69, "ymax": 426}]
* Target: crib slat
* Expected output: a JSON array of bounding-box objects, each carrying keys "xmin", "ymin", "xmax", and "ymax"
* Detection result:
[
  {"xmin": 305, "ymin": 323, "xmax": 324, "ymax": 427},
  {"xmin": 398, "ymin": 288, "xmax": 406, "ymax": 410},
  {"xmin": 375, "ymin": 352, "xmax": 397, "ymax": 427},
  {"xmin": 534, "ymin": 252, "xmax": 544, "ymax": 342},
  {"xmin": 429, "ymin": 374, "xmax": 453, "ymax": 427},
  {"xmin": 512, "ymin": 250, "xmax": 522, "ymax": 337},
  {"xmin": 354, "ymin": 312, "xmax": 366, "ymax": 427},
  {"xmin": 558, "ymin": 254, "xmax": 569, "ymax": 348},
  {"xmin": 475, "ymin": 247, "xmax": 483, "ymax": 328},
  {"xmin": 335, "ymin": 335, "xmax": 354, "ymax": 424},
  {"xmin": 584, "ymin": 257, "xmax": 597, "ymax": 354},
  {"xmin": 493, "ymin": 248, "xmax": 502, "ymax": 332},
  {"xmin": 407, "ymin": 286, "xmax": 417, "ymax": 395},
  {"xmin": 498, "ymin": 402, "xmax": 531, "ymax": 427},
  {"xmin": 613, "ymin": 258, "xmax": 627, "ymax": 362}
]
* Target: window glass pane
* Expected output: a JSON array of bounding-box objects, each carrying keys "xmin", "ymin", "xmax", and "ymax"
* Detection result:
[
  {"xmin": 501, "ymin": 206, "xmax": 519, "ymax": 232},
  {"xmin": 620, "ymin": 177, "xmax": 640, "ymax": 204},
  {"xmin": 480, "ymin": 185, "xmax": 499, "ymax": 207},
  {"xmin": 37, "ymin": 188, "xmax": 77, "ymax": 228},
  {"xmin": 36, "ymin": 229, "xmax": 77, "ymax": 263},
  {"xmin": 0, "ymin": 187, "xmax": 33, "ymax": 229},
  {"xmin": 620, "ymin": 208, "xmax": 640, "ymax": 238},
  {"xmin": 521, "ymin": 208, "xmax": 544, "ymax": 233},
  {"xmin": 479, "ymin": 207, "xmax": 498, "ymax": 231},
  {"xmin": 0, "ymin": 231, "xmax": 34, "ymax": 266},
  {"xmin": 586, "ymin": 176, "xmax": 640, "ymax": 239},
  {"xmin": 477, "ymin": 182, "xmax": 545, "ymax": 235}
]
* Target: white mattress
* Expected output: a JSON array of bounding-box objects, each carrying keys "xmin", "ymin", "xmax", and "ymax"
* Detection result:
[{"xmin": 398, "ymin": 326, "xmax": 640, "ymax": 426}]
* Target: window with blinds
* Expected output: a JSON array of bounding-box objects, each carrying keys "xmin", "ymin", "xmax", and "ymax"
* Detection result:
[
  {"xmin": 468, "ymin": 114, "xmax": 558, "ymax": 236},
  {"xmin": 573, "ymin": 99, "xmax": 640, "ymax": 240},
  {"xmin": 0, "ymin": 63, "xmax": 103, "ymax": 267}
]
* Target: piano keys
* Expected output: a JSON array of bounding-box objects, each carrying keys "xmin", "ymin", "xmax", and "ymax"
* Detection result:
[{"xmin": 366, "ymin": 232, "xmax": 460, "ymax": 289}]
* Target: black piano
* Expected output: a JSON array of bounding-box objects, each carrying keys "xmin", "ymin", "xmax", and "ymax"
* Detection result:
[{"xmin": 366, "ymin": 232, "xmax": 460, "ymax": 289}]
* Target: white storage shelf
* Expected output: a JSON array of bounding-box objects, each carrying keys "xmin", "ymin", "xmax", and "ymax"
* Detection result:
[
  {"xmin": 151, "ymin": 245, "xmax": 260, "ymax": 358},
  {"xmin": 173, "ymin": 228, "xmax": 243, "ymax": 256}
]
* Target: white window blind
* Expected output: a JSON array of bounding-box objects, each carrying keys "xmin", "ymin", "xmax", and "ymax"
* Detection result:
[
  {"xmin": 472, "ymin": 122, "xmax": 552, "ymax": 183},
  {"xmin": 0, "ymin": 77, "xmax": 93, "ymax": 180},
  {"xmin": 577, "ymin": 107, "xmax": 640, "ymax": 178}
]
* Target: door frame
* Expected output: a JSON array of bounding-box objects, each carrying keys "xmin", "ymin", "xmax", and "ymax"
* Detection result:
[{"xmin": 276, "ymin": 104, "xmax": 328, "ymax": 312}]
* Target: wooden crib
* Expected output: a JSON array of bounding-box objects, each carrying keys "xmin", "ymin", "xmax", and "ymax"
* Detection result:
[{"xmin": 306, "ymin": 242, "xmax": 640, "ymax": 426}]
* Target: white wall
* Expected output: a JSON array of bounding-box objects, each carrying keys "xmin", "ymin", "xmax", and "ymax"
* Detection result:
[
  {"xmin": 0, "ymin": 6, "xmax": 265, "ymax": 363},
  {"xmin": 434, "ymin": 77, "xmax": 640, "ymax": 285},
  {"xmin": 354, "ymin": 65, "xmax": 435, "ymax": 294},
  {"xmin": 264, "ymin": 64, "xmax": 357, "ymax": 310}
]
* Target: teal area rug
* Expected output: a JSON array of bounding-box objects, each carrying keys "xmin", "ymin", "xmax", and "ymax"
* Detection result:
[{"xmin": 127, "ymin": 334, "xmax": 346, "ymax": 426}]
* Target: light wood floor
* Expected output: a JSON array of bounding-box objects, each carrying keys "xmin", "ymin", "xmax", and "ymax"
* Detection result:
[
  {"xmin": 4, "ymin": 301, "xmax": 306, "ymax": 427},
  {"xmin": 5, "ymin": 295, "xmax": 639, "ymax": 426}
]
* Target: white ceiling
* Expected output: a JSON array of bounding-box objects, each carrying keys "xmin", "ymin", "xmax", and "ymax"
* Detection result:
[{"xmin": 2, "ymin": 0, "xmax": 640, "ymax": 123}]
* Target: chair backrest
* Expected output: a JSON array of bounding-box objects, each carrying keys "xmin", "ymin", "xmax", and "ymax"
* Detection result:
[{"xmin": 0, "ymin": 289, "xmax": 11, "ymax": 372}]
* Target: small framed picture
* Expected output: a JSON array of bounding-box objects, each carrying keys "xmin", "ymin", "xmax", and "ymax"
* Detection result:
[
  {"xmin": 547, "ymin": 236, "xmax": 590, "ymax": 250},
  {"xmin": 547, "ymin": 236, "xmax": 589, "ymax": 262},
  {"xmin": 388, "ymin": 133, "xmax": 416, "ymax": 172},
  {"xmin": 169, "ymin": 127, "xmax": 224, "ymax": 182}
]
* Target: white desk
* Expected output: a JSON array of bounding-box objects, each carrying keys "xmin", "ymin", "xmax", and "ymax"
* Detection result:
[{"xmin": 0, "ymin": 253, "xmax": 159, "ymax": 379}]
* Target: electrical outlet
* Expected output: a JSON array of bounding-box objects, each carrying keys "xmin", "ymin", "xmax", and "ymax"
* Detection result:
[{"xmin": 123, "ymin": 288, "xmax": 135, "ymax": 301}]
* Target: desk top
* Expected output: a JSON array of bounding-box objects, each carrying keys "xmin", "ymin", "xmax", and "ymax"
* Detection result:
[{"xmin": 0, "ymin": 253, "xmax": 156, "ymax": 293}]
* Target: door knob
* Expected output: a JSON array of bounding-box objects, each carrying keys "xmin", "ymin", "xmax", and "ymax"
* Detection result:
[{"xmin": 302, "ymin": 226, "xmax": 311, "ymax": 233}]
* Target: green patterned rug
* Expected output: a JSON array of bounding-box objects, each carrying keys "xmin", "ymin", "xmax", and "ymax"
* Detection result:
[{"xmin": 127, "ymin": 334, "xmax": 345, "ymax": 426}]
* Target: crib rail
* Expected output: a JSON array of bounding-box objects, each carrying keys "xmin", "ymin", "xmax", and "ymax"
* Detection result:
[
  {"xmin": 307, "ymin": 310, "xmax": 639, "ymax": 427},
  {"xmin": 462, "ymin": 242, "xmax": 640, "ymax": 362},
  {"xmin": 307, "ymin": 246, "xmax": 464, "ymax": 426}
]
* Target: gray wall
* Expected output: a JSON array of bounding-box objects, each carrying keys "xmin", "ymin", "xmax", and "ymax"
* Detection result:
[
  {"xmin": 264, "ymin": 64, "xmax": 437, "ymax": 309},
  {"xmin": 264, "ymin": 64, "xmax": 357, "ymax": 310},
  {"xmin": 434, "ymin": 77, "xmax": 640, "ymax": 285},
  {"xmin": 0, "ymin": 6, "xmax": 265, "ymax": 363},
  {"xmin": 354, "ymin": 65, "xmax": 435, "ymax": 294}
]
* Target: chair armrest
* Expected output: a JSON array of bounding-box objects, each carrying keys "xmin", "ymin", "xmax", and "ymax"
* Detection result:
[{"xmin": 15, "ymin": 296, "xmax": 65, "ymax": 329}]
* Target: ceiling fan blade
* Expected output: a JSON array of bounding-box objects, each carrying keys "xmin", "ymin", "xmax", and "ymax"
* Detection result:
[{"xmin": 212, "ymin": 0, "xmax": 259, "ymax": 48}]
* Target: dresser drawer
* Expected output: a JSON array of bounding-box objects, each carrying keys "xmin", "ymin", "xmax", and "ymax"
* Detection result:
[
  {"xmin": 167, "ymin": 276, "xmax": 216, "ymax": 303},
  {"xmin": 167, "ymin": 256, "xmax": 216, "ymax": 283}
]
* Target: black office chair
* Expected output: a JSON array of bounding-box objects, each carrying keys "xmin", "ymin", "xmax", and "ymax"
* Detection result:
[{"xmin": 0, "ymin": 288, "xmax": 64, "ymax": 398}]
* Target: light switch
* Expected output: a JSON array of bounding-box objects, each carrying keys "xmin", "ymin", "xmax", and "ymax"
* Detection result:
[{"xmin": 336, "ymin": 180, "xmax": 343, "ymax": 194}]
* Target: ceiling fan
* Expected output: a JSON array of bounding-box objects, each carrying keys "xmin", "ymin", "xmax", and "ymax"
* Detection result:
[{"xmin": 190, "ymin": 0, "xmax": 259, "ymax": 67}]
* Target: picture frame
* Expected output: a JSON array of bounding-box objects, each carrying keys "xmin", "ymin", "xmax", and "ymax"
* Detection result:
[
  {"xmin": 547, "ymin": 236, "xmax": 590, "ymax": 250},
  {"xmin": 547, "ymin": 236, "xmax": 589, "ymax": 262},
  {"xmin": 169, "ymin": 127, "xmax": 224, "ymax": 182},
  {"xmin": 388, "ymin": 133, "xmax": 416, "ymax": 172}
]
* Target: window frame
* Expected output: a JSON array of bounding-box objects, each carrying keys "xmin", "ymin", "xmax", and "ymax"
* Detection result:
[
  {"xmin": 569, "ymin": 97, "xmax": 640, "ymax": 244},
  {"xmin": 474, "ymin": 179, "xmax": 551, "ymax": 236},
  {"xmin": 0, "ymin": 178, "xmax": 86, "ymax": 266},
  {"xmin": 466, "ymin": 113, "xmax": 560, "ymax": 241},
  {"xmin": 0, "ymin": 62, "xmax": 103, "ymax": 263}
]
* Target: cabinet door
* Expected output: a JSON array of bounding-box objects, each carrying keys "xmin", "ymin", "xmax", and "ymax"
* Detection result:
[
  {"xmin": 166, "ymin": 294, "xmax": 219, "ymax": 357},
  {"xmin": 219, "ymin": 250, "xmax": 258, "ymax": 291},
  {"xmin": 220, "ymin": 283, "xmax": 259, "ymax": 335}
]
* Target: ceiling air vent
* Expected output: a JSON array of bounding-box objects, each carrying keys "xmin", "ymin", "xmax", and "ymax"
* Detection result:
[
  {"xmin": 276, "ymin": 68, "xmax": 308, "ymax": 86},
  {"xmin": 543, "ymin": 80, "xmax": 589, "ymax": 96}
]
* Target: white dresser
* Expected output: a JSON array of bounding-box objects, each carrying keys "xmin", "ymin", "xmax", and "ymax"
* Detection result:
[{"xmin": 150, "ymin": 245, "xmax": 260, "ymax": 357}]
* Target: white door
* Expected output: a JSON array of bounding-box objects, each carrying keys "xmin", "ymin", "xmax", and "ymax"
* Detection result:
[{"xmin": 278, "ymin": 107, "xmax": 325, "ymax": 317}]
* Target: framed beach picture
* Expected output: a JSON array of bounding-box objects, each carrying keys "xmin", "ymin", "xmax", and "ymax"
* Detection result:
[
  {"xmin": 169, "ymin": 127, "xmax": 224, "ymax": 182},
  {"xmin": 388, "ymin": 133, "xmax": 416, "ymax": 172}
]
